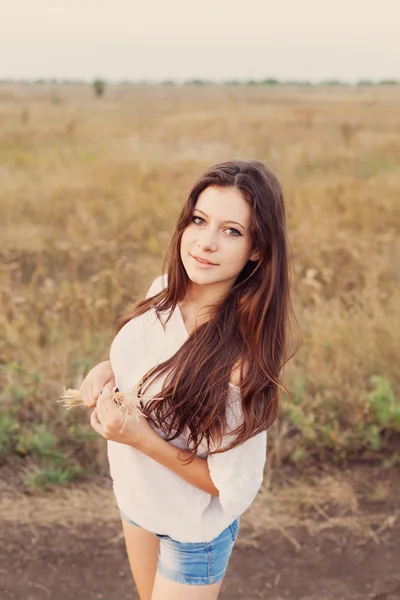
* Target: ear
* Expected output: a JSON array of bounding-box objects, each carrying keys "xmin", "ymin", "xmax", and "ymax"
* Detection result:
[{"xmin": 249, "ymin": 248, "xmax": 260, "ymax": 262}]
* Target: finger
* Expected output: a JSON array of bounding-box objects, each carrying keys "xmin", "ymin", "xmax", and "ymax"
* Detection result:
[
  {"xmin": 86, "ymin": 384, "xmax": 99, "ymax": 408},
  {"xmin": 90, "ymin": 408, "xmax": 105, "ymax": 437},
  {"xmin": 100, "ymin": 382, "xmax": 116, "ymax": 407},
  {"xmin": 97, "ymin": 388, "xmax": 110, "ymax": 406},
  {"xmin": 99, "ymin": 391, "xmax": 118, "ymax": 418},
  {"xmin": 93, "ymin": 385, "xmax": 103, "ymax": 403},
  {"xmin": 85, "ymin": 397, "xmax": 96, "ymax": 408},
  {"xmin": 81, "ymin": 380, "xmax": 101, "ymax": 408},
  {"xmin": 79, "ymin": 383, "xmax": 93, "ymax": 408},
  {"xmin": 104, "ymin": 380, "xmax": 114, "ymax": 394},
  {"xmin": 100, "ymin": 381, "xmax": 113, "ymax": 399},
  {"xmin": 96, "ymin": 394, "xmax": 106, "ymax": 421}
]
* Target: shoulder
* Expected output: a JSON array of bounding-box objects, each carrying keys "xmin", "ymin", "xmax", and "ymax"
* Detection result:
[{"xmin": 145, "ymin": 273, "xmax": 168, "ymax": 298}]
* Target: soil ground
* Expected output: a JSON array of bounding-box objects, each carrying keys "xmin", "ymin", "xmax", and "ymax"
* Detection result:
[{"xmin": 1, "ymin": 466, "xmax": 399, "ymax": 600}]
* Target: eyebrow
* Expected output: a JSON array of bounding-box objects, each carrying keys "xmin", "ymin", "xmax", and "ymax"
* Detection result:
[{"xmin": 194, "ymin": 209, "xmax": 245, "ymax": 230}]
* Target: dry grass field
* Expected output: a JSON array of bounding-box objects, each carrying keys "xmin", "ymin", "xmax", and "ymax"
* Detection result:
[
  {"xmin": 1, "ymin": 82, "xmax": 399, "ymax": 487},
  {"xmin": 0, "ymin": 83, "xmax": 399, "ymax": 599}
]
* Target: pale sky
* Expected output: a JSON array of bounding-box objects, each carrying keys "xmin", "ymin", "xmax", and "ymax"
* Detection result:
[{"xmin": 1, "ymin": 0, "xmax": 399, "ymax": 82}]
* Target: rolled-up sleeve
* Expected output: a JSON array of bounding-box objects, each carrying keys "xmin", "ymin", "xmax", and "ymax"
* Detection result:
[{"xmin": 207, "ymin": 429, "xmax": 267, "ymax": 519}]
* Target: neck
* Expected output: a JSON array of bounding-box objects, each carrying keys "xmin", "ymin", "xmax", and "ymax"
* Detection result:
[{"xmin": 181, "ymin": 280, "xmax": 233, "ymax": 317}]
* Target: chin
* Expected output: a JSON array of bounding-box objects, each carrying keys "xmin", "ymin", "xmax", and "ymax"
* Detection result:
[
  {"xmin": 183, "ymin": 266, "xmax": 212, "ymax": 284},
  {"xmin": 185, "ymin": 269, "xmax": 209, "ymax": 283}
]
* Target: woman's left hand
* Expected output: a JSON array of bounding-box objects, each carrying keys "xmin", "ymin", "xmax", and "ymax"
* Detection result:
[{"xmin": 90, "ymin": 381, "xmax": 155, "ymax": 448}]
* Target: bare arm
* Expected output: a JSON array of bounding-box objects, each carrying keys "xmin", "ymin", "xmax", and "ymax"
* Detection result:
[{"xmin": 136, "ymin": 430, "xmax": 220, "ymax": 497}]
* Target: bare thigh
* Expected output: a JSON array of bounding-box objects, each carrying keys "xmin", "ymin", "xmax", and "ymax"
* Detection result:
[
  {"xmin": 121, "ymin": 517, "xmax": 160, "ymax": 600},
  {"xmin": 151, "ymin": 571, "xmax": 224, "ymax": 600}
]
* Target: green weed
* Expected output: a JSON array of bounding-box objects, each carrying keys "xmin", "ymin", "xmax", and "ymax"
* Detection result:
[{"xmin": 26, "ymin": 464, "xmax": 80, "ymax": 492}]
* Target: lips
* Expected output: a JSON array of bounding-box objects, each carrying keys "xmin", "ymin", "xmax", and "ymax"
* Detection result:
[{"xmin": 191, "ymin": 254, "xmax": 218, "ymax": 266}]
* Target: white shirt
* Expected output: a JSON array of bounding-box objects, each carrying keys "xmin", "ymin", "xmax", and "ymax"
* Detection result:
[{"xmin": 107, "ymin": 274, "xmax": 267, "ymax": 543}]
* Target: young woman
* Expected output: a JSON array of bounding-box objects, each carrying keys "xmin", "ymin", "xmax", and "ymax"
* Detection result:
[{"xmin": 80, "ymin": 159, "xmax": 296, "ymax": 600}]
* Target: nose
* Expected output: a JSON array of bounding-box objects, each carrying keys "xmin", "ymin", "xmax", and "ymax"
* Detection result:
[{"xmin": 197, "ymin": 228, "xmax": 218, "ymax": 253}]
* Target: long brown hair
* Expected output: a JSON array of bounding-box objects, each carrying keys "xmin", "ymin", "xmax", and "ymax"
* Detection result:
[{"xmin": 115, "ymin": 160, "xmax": 298, "ymax": 462}]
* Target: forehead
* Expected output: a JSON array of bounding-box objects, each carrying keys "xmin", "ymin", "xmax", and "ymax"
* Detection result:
[{"xmin": 195, "ymin": 186, "xmax": 251, "ymax": 223}]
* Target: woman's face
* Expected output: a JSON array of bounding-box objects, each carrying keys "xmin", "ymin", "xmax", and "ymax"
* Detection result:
[{"xmin": 180, "ymin": 185, "xmax": 259, "ymax": 289}]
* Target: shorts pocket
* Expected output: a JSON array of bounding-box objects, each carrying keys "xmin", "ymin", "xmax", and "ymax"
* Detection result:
[{"xmin": 228, "ymin": 518, "xmax": 239, "ymax": 542}]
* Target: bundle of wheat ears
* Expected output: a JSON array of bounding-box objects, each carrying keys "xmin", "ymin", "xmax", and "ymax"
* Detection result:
[{"xmin": 58, "ymin": 384, "xmax": 163, "ymax": 431}]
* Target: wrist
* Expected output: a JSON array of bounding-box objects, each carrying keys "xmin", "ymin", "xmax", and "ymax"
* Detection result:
[{"xmin": 134, "ymin": 426, "xmax": 159, "ymax": 453}]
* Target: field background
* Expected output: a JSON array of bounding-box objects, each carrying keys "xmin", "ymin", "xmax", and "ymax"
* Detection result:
[{"xmin": 0, "ymin": 83, "xmax": 399, "ymax": 599}]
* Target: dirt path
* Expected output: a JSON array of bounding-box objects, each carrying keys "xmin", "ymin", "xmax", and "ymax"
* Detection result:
[
  {"xmin": 1, "ymin": 518, "xmax": 399, "ymax": 600},
  {"xmin": 1, "ymin": 467, "xmax": 399, "ymax": 599}
]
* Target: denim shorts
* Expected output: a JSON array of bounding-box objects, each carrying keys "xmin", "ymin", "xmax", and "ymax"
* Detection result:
[{"xmin": 120, "ymin": 511, "xmax": 240, "ymax": 585}]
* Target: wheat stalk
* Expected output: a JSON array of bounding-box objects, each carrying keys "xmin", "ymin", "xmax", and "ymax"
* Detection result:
[{"xmin": 58, "ymin": 385, "xmax": 163, "ymax": 432}]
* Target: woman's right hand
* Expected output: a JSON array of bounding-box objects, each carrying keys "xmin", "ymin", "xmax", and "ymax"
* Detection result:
[{"xmin": 79, "ymin": 360, "xmax": 115, "ymax": 408}]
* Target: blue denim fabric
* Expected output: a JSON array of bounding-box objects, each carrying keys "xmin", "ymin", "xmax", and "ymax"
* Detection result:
[{"xmin": 120, "ymin": 511, "xmax": 240, "ymax": 585}]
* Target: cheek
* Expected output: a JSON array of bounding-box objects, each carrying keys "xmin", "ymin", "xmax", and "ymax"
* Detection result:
[
  {"xmin": 180, "ymin": 227, "xmax": 194, "ymax": 248},
  {"xmin": 180, "ymin": 229, "xmax": 190, "ymax": 258},
  {"xmin": 227, "ymin": 240, "xmax": 253, "ymax": 266}
]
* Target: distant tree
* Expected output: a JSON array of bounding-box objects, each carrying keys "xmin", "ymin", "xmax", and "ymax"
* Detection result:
[
  {"xmin": 357, "ymin": 79, "xmax": 374, "ymax": 86},
  {"xmin": 286, "ymin": 80, "xmax": 312, "ymax": 87},
  {"xmin": 64, "ymin": 79, "xmax": 84, "ymax": 85},
  {"xmin": 321, "ymin": 79, "xmax": 343, "ymax": 86},
  {"xmin": 92, "ymin": 78, "xmax": 106, "ymax": 97},
  {"xmin": 184, "ymin": 79, "xmax": 212, "ymax": 85},
  {"xmin": 378, "ymin": 79, "xmax": 399, "ymax": 86},
  {"xmin": 260, "ymin": 78, "xmax": 280, "ymax": 85}
]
